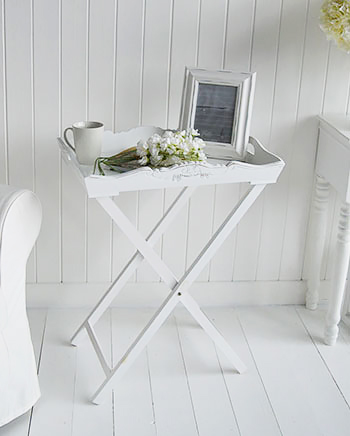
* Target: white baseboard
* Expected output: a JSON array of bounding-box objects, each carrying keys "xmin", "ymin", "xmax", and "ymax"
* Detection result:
[{"xmin": 26, "ymin": 280, "xmax": 331, "ymax": 308}]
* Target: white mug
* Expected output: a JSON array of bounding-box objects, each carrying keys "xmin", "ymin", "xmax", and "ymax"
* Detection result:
[{"xmin": 64, "ymin": 121, "xmax": 104, "ymax": 165}]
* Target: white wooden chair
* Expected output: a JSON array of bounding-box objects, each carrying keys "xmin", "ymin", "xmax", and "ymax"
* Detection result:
[{"xmin": 0, "ymin": 185, "xmax": 42, "ymax": 427}]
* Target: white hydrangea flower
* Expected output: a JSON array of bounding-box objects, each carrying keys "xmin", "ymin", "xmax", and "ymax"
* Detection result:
[
  {"xmin": 96, "ymin": 128, "xmax": 207, "ymax": 175},
  {"xmin": 136, "ymin": 140, "xmax": 149, "ymax": 157},
  {"xmin": 320, "ymin": 0, "xmax": 350, "ymax": 52},
  {"xmin": 138, "ymin": 155, "xmax": 149, "ymax": 166},
  {"xmin": 135, "ymin": 128, "xmax": 206, "ymax": 167}
]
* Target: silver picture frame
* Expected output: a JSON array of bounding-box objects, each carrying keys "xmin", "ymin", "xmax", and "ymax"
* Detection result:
[{"xmin": 179, "ymin": 67, "xmax": 256, "ymax": 160}]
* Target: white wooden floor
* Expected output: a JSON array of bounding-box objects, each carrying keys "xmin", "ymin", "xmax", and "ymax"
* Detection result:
[{"xmin": 2, "ymin": 305, "xmax": 350, "ymax": 436}]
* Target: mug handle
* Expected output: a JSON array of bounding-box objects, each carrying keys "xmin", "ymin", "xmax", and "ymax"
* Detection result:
[{"xmin": 63, "ymin": 127, "xmax": 75, "ymax": 151}]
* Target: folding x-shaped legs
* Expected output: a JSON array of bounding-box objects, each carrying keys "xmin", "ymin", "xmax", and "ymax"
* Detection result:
[{"xmin": 71, "ymin": 183, "xmax": 266, "ymax": 404}]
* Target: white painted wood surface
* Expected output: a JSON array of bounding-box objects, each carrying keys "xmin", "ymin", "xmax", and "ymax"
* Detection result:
[
  {"xmin": 305, "ymin": 115, "xmax": 350, "ymax": 345},
  {"xmin": 86, "ymin": 0, "xmax": 115, "ymax": 283},
  {"xmin": 0, "ymin": 0, "xmax": 347, "ymax": 288},
  {"xmin": 233, "ymin": 0, "xmax": 281, "ymax": 282},
  {"xmin": 33, "ymin": 0, "xmax": 60, "ymax": 283},
  {"xmin": 61, "ymin": 0, "xmax": 87, "ymax": 283},
  {"xmin": 57, "ymin": 132, "xmax": 284, "ymax": 198},
  {"xmin": 75, "ymin": 181, "xmax": 271, "ymax": 402},
  {"xmin": 325, "ymin": 203, "xmax": 350, "ymax": 345},
  {"xmin": 256, "ymin": 0, "xmax": 309, "ymax": 281},
  {"xmin": 59, "ymin": 109, "xmax": 283, "ymax": 405},
  {"xmin": 237, "ymin": 306, "xmax": 350, "ymax": 436},
  {"xmin": 111, "ymin": 308, "xmax": 156, "ymax": 435},
  {"xmin": 280, "ymin": 0, "xmax": 329, "ymax": 281},
  {"xmin": 5, "ymin": 306, "xmax": 350, "ymax": 436},
  {"xmin": 306, "ymin": 176, "xmax": 330, "ymax": 310},
  {"xmin": 28, "ymin": 310, "xmax": 78, "ymax": 436},
  {"xmin": 0, "ymin": 0, "xmax": 7, "ymax": 186}
]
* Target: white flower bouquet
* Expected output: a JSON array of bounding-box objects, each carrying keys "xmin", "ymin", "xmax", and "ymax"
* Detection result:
[
  {"xmin": 320, "ymin": 0, "xmax": 350, "ymax": 52},
  {"xmin": 94, "ymin": 128, "xmax": 207, "ymax": 175}
]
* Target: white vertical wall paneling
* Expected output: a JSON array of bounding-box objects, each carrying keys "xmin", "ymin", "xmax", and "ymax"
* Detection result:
[
  {"xmin": 0, "ymin": 0, "xmax": 7, "ymax": 185},
  {"xmin": 137, "ymin": 0, "xmax": 172, "ymax": 282},
  {"xmin": 61, "ymin": 0, "xmax": 88, "ymax": 282},
  {"xmin": 29, "ymin": 0, "xmax": 36, "ymax": 283},
  {"xmin": 112, "ymin": 0, "xmax": 144, "ymax": 282},
  {"xmin": 113, "ymin": 193, "xmax": 138, "ymax": 282},
  {"xmin": 323, "ymin": 45, "xmax": 350, "ymax": 114},
  {"xmin": 161, "ymin": 188, "xmax": 188, "ymax": 280},
  {"xmin": 86, "ymin": 0, "xmax": 115, "ymax": 282},
  {"xmin": 33, "ymin": 0, "xmax": 60, "ymax": 283},
  {"xmin": 256, "ymin": 0, "xmax": 309, "ymax": 281},
  {"xmin": 2, "ymin": 0, "xmax": 350, "ymax": 288},
  {"xmin": 186, "ymin": 0, "xmax": 226, "ymax": 282},
  {"xmin": 162, "ymin": 0, "xmax": 199, "ymax": 280},
  {"xmin": 279, "ymin": 0, "xmax": 330, "ymax": 280},
  {"xmin": 167, "ymin": 0, "xmax": 199, "ymax": 130},
  {"xmin": 209, "ymin": 0, "xmax": 255, "ymax": 282},
  {"xmin": 5, "ymin": 0, "xmax": 35, "ymax": 282},
  {"xmin": 114, "ymin": 0, "xmax": 144, "ymax": 132},
  {"xmin": 4, "ymin": 0, "xmax": 33, "ymax": 192},
  {"xmin": 233, "ymin": 0, "xmax": 282, "ymax": 281}
]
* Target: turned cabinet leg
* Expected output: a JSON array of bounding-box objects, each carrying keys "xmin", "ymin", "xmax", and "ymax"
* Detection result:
[
  {"xmin": 325, "ymin": 202, "xmax": 350, "ymax": 345},
  {"xmin": 306, "ymin": 175, "xmax": 330, "ymax": 310}
]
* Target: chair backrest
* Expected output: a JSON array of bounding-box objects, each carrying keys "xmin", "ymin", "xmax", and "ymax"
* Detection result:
[
  {"xmin": 0, "ymin": 185, "xmax": 42, "ymax": 325},
  {"xmin": 0, "ymin": 185, "xmax": 42, "ymax": 426}
]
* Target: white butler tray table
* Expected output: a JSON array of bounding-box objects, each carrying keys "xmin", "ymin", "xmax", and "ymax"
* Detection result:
[{"xmin": 57, "ymin": 126, "xmax": 284, "ymax": 404}]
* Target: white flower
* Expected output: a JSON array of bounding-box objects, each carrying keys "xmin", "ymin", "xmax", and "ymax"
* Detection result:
[
  {"xmin": 320, "ymin": 0, "xmax": 350, "ymax": 52},
  {"xmin": 163, "ymin": 130, "xmax": 174, "ymax": 138},
  {"xmin": 162, "ymin": 155, "xmax": 182, "ymax": 166},
  {"xmin": 134, "ymin": 128, "xmax": 207, "ymax": 168},
  {"xmin": 150, "ymin": 154, "xmax": 163, "ymax": 166},
  {"xmin": 136, "ymin": 140, "xmax": 149, "ymax": 157},
  {"xmin": 148, "ymin": 134, "xmax": 161, "ymax": 145},
  {"xmin": 193, "ymin": 137, "xmax": 205, "ymax": 150},
  {"xmin": 191, "ymin": 128, "xmax": 200, "ymax": 137},
  {"xmin": 138, "ymin": 156, "xmax": 149, "ymax": 166}
]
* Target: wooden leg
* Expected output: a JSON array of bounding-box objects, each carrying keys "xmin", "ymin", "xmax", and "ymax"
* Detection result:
[
  {"xmin": 180, "ymin": 293, "xmax": 246, "ymax": 373},
  {"xmin": 306, "ymin": 176, "xmax": 330, "ymax": 310},
  {"xmin": 325, "ymin": 202, "xmax": 350, "ymax": 345},
  {"xmin": 91, "ymin": 184, "xmax": 265, "ymax": 403},
  {"xmin": 341, "ymin": 275, "xmax": 350, "ymax": 322},
  {"xmin": 70, "ymin": 186, "xmax": 195, "ymax": 346},
  {"xmin": 92, "ymin": 290, "xmax": 181, "ymax": 404}
]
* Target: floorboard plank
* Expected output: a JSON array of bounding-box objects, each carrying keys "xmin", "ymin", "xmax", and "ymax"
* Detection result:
[
  {"xmin": 27, "ymin": 309, "xmax": 47, "ymax": 369},
  {"xmin": 0, "ymin": 310, "xmax": 47, "ymax": 436},
  {"xmin": 5, "ymin": 306, "xmax": 350, "ymax": 436},
  {"xmin": 147, "ymin": 314, "xmax": 199, "ymax": 436},
  {"xmin": 71, "ymin": 310, "xmax": 114, "ymax": 436},
  {"xmin": 111, "ymin": 308, "xmax": 157, "ymax": 436},
  {"xmin": 237, "ymin": 306, "xmax": 350, "ymax": 436},
  {"xmin": 297, "ymin": 306, "xmax": 350, "ymax": 409},
  {"xmin": 205, "ymin": 307, "xmax": 282, "ymax": 436},
  {"xmin": 175, "ymin": 309, "xmax": 240, "ymax": 436},
  {"xmin": 28, "ymin": 309, "xmax": 80, "ymax": 436}
]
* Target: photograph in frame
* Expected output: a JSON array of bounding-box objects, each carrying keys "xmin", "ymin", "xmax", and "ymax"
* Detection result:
[{"xmin": 179, "ymin": 67, "xmax": 256, "ymax": 160}]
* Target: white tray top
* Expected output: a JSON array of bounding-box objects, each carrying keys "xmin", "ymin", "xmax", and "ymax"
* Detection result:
[
  {"xmin": 318, "ymin": 114, "xmax": 350, "ymax": 146},
  {"xmin": 57, "ymin": 126, "xmax": 284, "ymax": 198}
]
